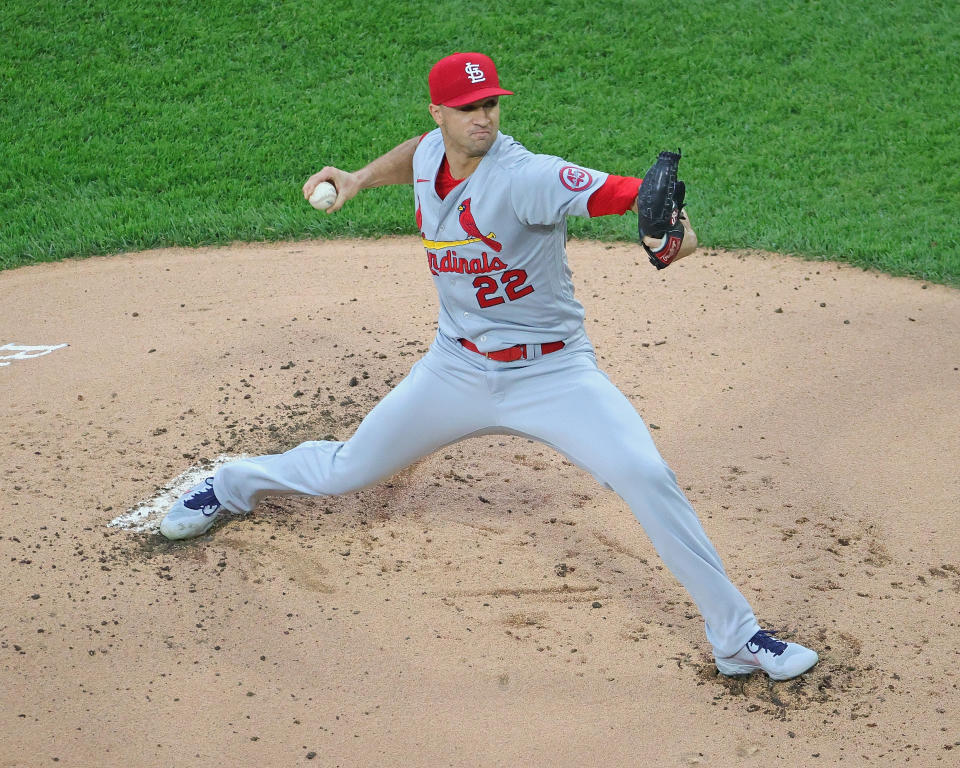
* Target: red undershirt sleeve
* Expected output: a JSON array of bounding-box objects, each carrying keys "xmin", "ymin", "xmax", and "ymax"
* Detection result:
[{"xmin": 587, "ymin": 174, "xmax": 643, "ymax": 217}]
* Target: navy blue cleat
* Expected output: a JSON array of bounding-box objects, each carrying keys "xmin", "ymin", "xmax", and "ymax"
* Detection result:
[
  {"xmin": 160, "ymin": 477, "xmax": 227, "ymax": 540},
  {"xmin": 715, "ymin": 630, "xmax": 818, "ymax": 681}
]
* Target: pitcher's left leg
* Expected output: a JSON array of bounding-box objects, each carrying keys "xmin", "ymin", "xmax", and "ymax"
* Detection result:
[{"xmin": 503, "ymin": 354, "xmax": 759, "ymax": 657}]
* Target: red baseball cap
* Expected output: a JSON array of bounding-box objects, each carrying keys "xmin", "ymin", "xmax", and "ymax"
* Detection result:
[{"xmin": 429, "ymin": 52, "xmax": 514, "ymax": 107}]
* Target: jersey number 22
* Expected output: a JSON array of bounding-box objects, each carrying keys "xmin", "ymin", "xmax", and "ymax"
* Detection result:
[{"xmin": 473, "ymin": 270, "xmax": 534, "ymax": 308}]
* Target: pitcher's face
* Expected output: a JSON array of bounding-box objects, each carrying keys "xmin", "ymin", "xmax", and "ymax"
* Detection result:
[{"xmin": 429, "ymin": 97, "xmax": 500, "ymax": 159}]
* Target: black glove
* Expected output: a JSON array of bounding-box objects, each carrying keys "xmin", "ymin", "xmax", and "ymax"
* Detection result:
[{"xmin": 637, "ymin": 150, "xmax": 686, "ymax": 269}]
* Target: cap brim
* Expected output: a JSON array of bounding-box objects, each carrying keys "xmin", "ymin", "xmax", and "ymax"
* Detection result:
[{"xmin": 441, "ymin": 87, "xmax": 514, "ymax": 107}]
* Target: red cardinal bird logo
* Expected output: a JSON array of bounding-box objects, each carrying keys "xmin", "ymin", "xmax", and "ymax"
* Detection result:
[{"xmin": 457, "ymin": 198, "xmax": 502, "ymax": 252}]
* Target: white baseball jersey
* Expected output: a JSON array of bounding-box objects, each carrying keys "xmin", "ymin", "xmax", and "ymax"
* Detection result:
[{"xmin": 413, "ymin": 129, "xmax": 608, "ymax": 352}]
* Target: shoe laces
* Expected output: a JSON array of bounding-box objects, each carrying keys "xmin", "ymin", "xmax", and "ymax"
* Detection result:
[
  {"xmin": 183, "ymin": 477, "xmax": 221, "ymax": 516},
  {"xmin": 746, "ymin": 630, "xmax": 788, "ymax": 657}
]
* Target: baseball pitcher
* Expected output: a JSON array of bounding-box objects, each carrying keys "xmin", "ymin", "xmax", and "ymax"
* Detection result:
[{"xmin": 160, "ymin": 52, "xmax": 818, "ymax": 682}]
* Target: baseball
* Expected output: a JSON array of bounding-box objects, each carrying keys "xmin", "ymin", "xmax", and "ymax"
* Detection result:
[{"xmin": 308, "ymin": 181, "xmax": 337, "ymax": 211}]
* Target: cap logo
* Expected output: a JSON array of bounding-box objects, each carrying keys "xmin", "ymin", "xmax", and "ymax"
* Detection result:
[{"xmin": 464, "ymin": 62, "xmax": 486, "ymax": 84}]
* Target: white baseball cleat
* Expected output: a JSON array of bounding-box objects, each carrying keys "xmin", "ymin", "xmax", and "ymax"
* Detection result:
[
  {"xmin": 159, "ymin": 477, "xmax": 228, "ymax": 540},
  {"xmin": 715, "ymin": 630, "xmax": 819, "ymax": 681}
]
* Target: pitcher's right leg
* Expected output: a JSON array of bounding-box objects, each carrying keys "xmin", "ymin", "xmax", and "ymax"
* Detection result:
[
  {"xmin": 161, "ymin": 348, "xmax": 492, "ymax": 539},
  {"xmin": 216, "ymin": 352, "xmax": 494, "ymax": 513}
]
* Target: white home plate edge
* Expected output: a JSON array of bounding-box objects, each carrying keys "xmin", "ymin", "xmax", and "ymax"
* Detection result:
[{"xmin": 108, "ymin": 455, "xmax": 246, "ymax": 532}]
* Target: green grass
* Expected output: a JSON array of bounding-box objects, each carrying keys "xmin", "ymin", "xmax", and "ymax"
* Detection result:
[{"xmin": 3, "ymin": 0, "xmax": 958, "ymax": 283}]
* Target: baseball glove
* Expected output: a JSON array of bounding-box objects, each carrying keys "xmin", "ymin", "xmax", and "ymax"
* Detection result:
[{"xmin": 637, "ymin": 150, "xmax": 686, "ymax": 269}]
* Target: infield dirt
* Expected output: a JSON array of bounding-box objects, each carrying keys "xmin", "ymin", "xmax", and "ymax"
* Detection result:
[{"xmin": 2, "ymin": 238, "xmax": 958, "ymax": 767}]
